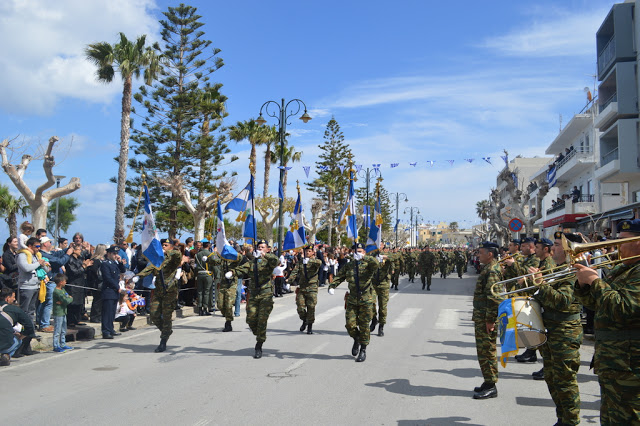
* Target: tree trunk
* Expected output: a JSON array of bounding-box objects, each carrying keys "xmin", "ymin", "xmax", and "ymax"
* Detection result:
[
  {"xmin": 193, "ymin": 210, "xmax": 206, "ymax": 241},
  {"xmin": 263, "ymin": 142, "xmax": 271, "ymax": 198},
  {"xmin": 7, "ymin": 213, "xmax": 17, "ymax": 237},
  {"xmin": 250, "ymin": 142, "xmax": 256, "ymax": 170},
  {"xmin": 114, "ymin": 76, "xmax": 132, "ymax": 241},
  {"xmin": 327, "ymin": 188, "xmax": 333, "ymax": 246},
  {"xmin": 31, "ymin": 202, "xmax": 48, "ymax": 230},
  {"xmin": 282, "ymin": 167, "xmax": 288, "ymax": 201}
]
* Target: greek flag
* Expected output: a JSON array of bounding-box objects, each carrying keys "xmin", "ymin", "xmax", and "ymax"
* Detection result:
[
  {"xmin": 216, "ymin": 200, "xmax": 239, "ymax": 260},
  {"xmin": 498, "ymin": 298, "xmax": 519, "ymax": 367},
  {"xmin": 366, "ymin": 194, "xmax": 383, "ymax": 253},
  {"xmin": 363, "ymin": 205, "xmax": 371, "ymax": 229},
  {"xmin": 546, "ymin": 165, "xmax": 557, "ymax": 188},
  {"xmin": 338, "ymin": 171, "xmax": 358, "ymax": 242},
  {"xmin": 283, "ymin": 191, "xmax": 306, "ymax": 251},
  {"xmin": 140, "ymin": 185, "xmax": 164, "ymax": 268},
  {"xmin": 225, "ymin": 176, "xmax": 257, "ymax": 243}
]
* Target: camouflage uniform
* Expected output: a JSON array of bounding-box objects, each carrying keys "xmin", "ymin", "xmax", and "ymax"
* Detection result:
[
  {"xmin": 439, "ymin": 251, "xmax": 448, "ymax": 278},
  {"xmin": 288, "ymin": 257, "xmax": 322, "ymax": 324},
  {"xmin": 575, "ymin": 261, "xmax": 640, "ymax": 425},
  {"xmin": 138, "ymin": 250, "xmax": 183, "ymax": 340},
  {"xmin": 194, "ymin": 248, "xmax": 213, "ymax": 312},
  {"xmin": 405, "ymin": 251, "xmax": 416, "ymax": 282},
  {"xmin": 233, "ymin": 252, "xmax": 279, "ymax": 343},
  {"xmin": 455, "ymin": 250, "xmax": 466, "ymax": 278},
  {"xmin": 330, "ymin": 255, "xmax": 378, "ymax": 345},
  {"xmin": 533, "ymin": 266, "xmax": 583, "ymax": 425},
  {"xmin": 472, "ymin": 259, "xmax": 505, "ymax": 384},
  {"xmin": 371, "ymin": 255, "xmax": 393, "ymax": 325},
  {"xmin": 418, "ymin": 250, "xmax": 436, "ymax": 290},
  {"xmin": 211, "ymin": 253, "xmax": 243, "ymax": 322},
  {"xmin": 504, "ymin": 253, "xmax": 539, "ymax": 294},
  {"xmin": 390, "ymin": 252, "xmax": 402, "ymax": 290}
]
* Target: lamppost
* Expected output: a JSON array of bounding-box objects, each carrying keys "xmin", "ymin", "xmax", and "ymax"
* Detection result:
[
  {"xmin": 389, "ymin": 192, "xmax": 408, "ymax": 248},
  {"xmin": 357, "ymin": 167, "xmax": 380, "ymax": 239},
  {"xmin": 404, "ymin": 206, "xmax": 420, "ymax": 247},
  {"xmin": 54, "ymin": 175, "xmax": 66, "ymax": 243},
  {"xmin": 415, "ymin": 214, "xmax": 424, "ymax": 247},
  {"xmin": 256, "ymin": 99, "xmax": 311, "ymax": 255}
]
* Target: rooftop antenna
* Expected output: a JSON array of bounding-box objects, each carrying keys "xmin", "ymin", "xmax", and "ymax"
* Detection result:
[{"xmin": 559, "ymin": 113, "xmax": 562, "ymax": 134}]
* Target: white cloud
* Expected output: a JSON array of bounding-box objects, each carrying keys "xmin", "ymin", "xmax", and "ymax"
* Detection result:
[
  {"xmin": 0, "ymin": 0, "xmax": 160, "ymax": 116},
  {"xmin": 480, "ymin": 7, "xmax": 609, "ymax": 57}
]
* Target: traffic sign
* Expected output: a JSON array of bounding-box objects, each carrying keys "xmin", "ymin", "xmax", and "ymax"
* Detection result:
[{"xmin": 508, "ymin": 218, "xmax": 524, "ymax": 232}]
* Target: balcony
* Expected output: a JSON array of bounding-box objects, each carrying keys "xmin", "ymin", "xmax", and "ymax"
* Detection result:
[
  {"xmin": 547, "ymin": 200, "xmax": 565, "ymax": 215},
  {"xmin": 594, "ymin": 94, "xmax": 618, "ymax": 129},
  {"xmin": 595, "ymin": 119, "xmax": 640, "ymax": 183},
  {"xmin": 527, "ymin": 181, "xmax": 538, "ymax": 195},
  {"xmin": 554, "ymin": 150, "xmax": 596, "ymax": 183},
  {"xmin": 598, "ymin": 36, "xmax": 616, "ymax": 76},
  {"xmin": 601, "ymin": 147, "xmax": 619, "ymax": 167},
  {"xmin": 596, "ymin": 2, "xmax": 635, "ymax": 80}
]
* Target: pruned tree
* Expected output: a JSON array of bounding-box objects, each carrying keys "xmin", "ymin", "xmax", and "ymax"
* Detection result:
[
  {"xmin": 497, "ymin": 167, "xmax": 550, "ymax": 238},
  {"xmin": 0, "ymin": 136, "xmax": 81, "ymax": 230},
  {"xmin": 306, "ymin": 198, "xmax": 327, "ymax": 244},
  {"xmin": 254, "ymin": 195, "xmax": 295, "ymax": 246}
]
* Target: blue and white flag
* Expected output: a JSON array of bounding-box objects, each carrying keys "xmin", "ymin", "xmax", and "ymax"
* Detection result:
[
  {"xmin": 363, "ymin": 205, "xmax": 371, "ymax": 229},
  {"xmin": 366, "ymin": 192, "xmax": 383, "ymax": 253},
  {"xmin": 140, "ymin": 185, "xmax": 164, "ymax": 268},
  {"xmin": 498, "ymin": 298, "xmax": 520, "ymax": 367},
  {"xmin": 339, "ymin": 171, "xmax": 358, "ymax": 242},
  {"xmin": 278, "ymin": 181, "xmax": 284, "ymax": 201},
  {"xmin": 394, "ymin": 219, "xmax": 400, "ymax": 233},
  {"xmin": 283, "ymin": 190, "xmax": 306, "ymax": 251},
  {"xmin": 225, "ymin": 176, "xmax": 257, "ymax": 243},
  {"xmin": 546, "ymin": 165, "xmax": 557, "ymax": 188},
  {"xmin": 216, "ymin": 200, "xmax": 239, "ymax": 260}
]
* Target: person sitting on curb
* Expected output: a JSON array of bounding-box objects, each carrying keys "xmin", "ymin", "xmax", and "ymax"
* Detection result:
[{"xmin": 0, "ymin": 287, "xmax": 37, "ymax": 366}]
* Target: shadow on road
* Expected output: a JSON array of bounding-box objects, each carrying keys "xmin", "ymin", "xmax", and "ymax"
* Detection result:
[
  {"xmin": 427, "ymin": 340, "xmax": 477, "ymax": 348},
  {"xmin": 412, "ymin": 352, "xmax": 477, "ymax": 361},
  {"xmin": 397, "ymin": 417, "xmax": 482, "ymax": 426},
  {"xmin": 424, "ymin": 367, "xmax": 532, "ymax": 381},
  {"xmin": 516, "ymin": 396, "xmax": 601, "ymax": 412},
  {"xmin": 365, "ymin": 378, "xmax": 470, "ymax": 398}
]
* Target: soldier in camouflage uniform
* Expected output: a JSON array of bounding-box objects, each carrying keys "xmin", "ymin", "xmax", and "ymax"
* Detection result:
[
  {"xmin": 439, "ymin": 250, "xmax": 448, "ymax": 279},
  {"xmin": 472, "ymin": 241, "xmax": 505, "ymax": 399},
  {"xmin": 194, "ymin": 241, "xmax": 213, "ymax": 316},
  {"xmin": 405, "ymin": 249, "xmax": 416, "ymax": 282},
  {"xmin": 137, "ymin": 239, "xmax": 185, "ymax": 353},
  {"xmin": 370, "ymin": 244, "xmax": 393, "ymax": 336},
  {"xmin": 500, "ymin": 239, "xmax": 523, "ymax": 285},
  {"xmin": 530, "ymin": 232, "xmax": 583, "ymax": 425},
  {"xmin": 418, "ymin": 247, "xmax": 436, "ymax": 291},
  {"xmin": 229, "ymin": 240, "xmax": 279, "ymax": 359},
  {"xmin": 455, "ymin": 249, "xmax": 467, "ymax": 279},
  {"xmin": 210, "ymin": 251, "xmax": 243, "ymax": 332},
  {"xmin": 575, "ymin": 219, "xmax": 640, "ymax": 425},
  {"xmin": 329, "ymin": 242, "xmax": 378, "ymax": 362},
  {"xmin": 288, "ymin": 244, "xmax": 322, "ymax": 334},
  {"xmin": 390, "ymin": 249, "xmax": 401, "ymax": 290}
]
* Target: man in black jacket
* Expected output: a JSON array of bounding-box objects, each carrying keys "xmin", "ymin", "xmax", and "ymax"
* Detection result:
[
  {"xmin": 1, "ymin": 287, "xmax": 37, "ymax": 366},
  {"xmin": 100, "ymin": 245, "xmax": 126, "ymax": 339}
]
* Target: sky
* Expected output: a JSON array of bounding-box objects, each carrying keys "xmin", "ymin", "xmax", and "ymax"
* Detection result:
[{"xmin": 0, "ymin": 0, "xmax": 618, "ymax": 244}]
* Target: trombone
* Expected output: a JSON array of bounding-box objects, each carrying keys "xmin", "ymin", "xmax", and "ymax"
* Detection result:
[{"xmin": 491, "ymin": 235, "xmax": 640, "ymax": 297}]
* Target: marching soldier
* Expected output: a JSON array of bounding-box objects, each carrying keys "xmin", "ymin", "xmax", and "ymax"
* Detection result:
[
  {"xmin": 328, "ymin": 242, "xmax": 378, "ymax": 362},
  {"xmin": 210, "ymin": 251, "xmax": 243, "ymax": 332},
  {"xmin": 390, "ymin": 249, "xmax": 401, "ymax": 290},
  {"xmin": 472, "ymin": 241, "xmax": 505, "ymax": 399},
  {"xmin": 194, "ymin": 240, "xmax": 213, "ymax": 316},
  {"xmin": 370, "ymin": 243, "xmax": 393, "ymax": 336},
  {"xmin": 529, "ymin": 231, "xmax": 583, "ymax": 426},
  {"xmin": 137, "ymin": 239, "xmax": 185, "ymax": 353},
  {"xmin": 455, "ymin": 248, "xmax": 466, "ymax": 279},
  {"xmin": 228, "ymin": 240, "xmax": 279, "ymax": 359},
  {"xmin": 405, "ymin": 249, "xmax": 416, "ymax": 282},
  {"xmin": 574, "ymin": 219, "xmax": 640, "ymax": 425},
  {"xmin": 288, "ymin": 244, "xmax": 322, "ymax": 334},
  {"xmin": 418, "ymin": 247, "xmax": 436, "ymax": 291},
  {"xmin": 439, "ymin": 250, "xmax": 448, "ymax": 279}
]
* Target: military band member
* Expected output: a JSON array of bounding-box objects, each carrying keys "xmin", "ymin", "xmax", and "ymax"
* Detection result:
[
  {"xmin": 328, "ymin": 243, "xmax": 378, "ymax": 362},
  {"xmin": 288, "ymin": 244, "xmax": 322, "ymax": 334},
  {"xmin": 472, "ymin": 241, "xmax": 505, "ymax": 399},
  {"xmin": 574, "ymin": 219, "xmax": 640, "ymax": 425}
]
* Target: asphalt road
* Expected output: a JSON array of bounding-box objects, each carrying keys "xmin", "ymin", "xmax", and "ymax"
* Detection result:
[{"xmin": 0, "ymin": 273, "xmax": 601, "ymax": 425}]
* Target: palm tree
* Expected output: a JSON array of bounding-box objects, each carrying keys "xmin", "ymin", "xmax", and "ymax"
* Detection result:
[
  {"xmin": 0, "ymin": 184, "xmax": 30, "ymax": 236},
  {"xmin": 259, "ymin": 125, "xmax": 279, "ymax": 197},
  {"xmin": 449, "ymin": 221, "xmax": 459, "ymax": 232},
  {"xmin": 476, "ymin": 200, "xmax": 491, "ymax": 223},
  {"xmin": 227, "ymin": 119, "xmax": 273, "ymax": 180},
  {"xmin": 85, "ymin": 32, "xmax": 161, "ymax": 240},
  {"xmin": 271, "ymin": 142, "xmax": 303, "ymax": 199}
]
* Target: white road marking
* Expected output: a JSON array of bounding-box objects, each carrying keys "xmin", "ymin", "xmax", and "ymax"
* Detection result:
[
  {"xmin": 434, "ymin": 309, "xmax": 460, "ymax": 330},
  {"xmin": 389, "ymin": 308, "xmax": 422, "ymax": 328},
  {"xmin": 314, "ymin": 306, "xmax": 344, "ymax": 324},
  {"xmin": 285, "ymin": 342, "xmax": 329, "ymax": 373},
  {"xmin": 193, "ymin": 419, "xmax": 211, "ymax": 426},
  {"xmin": 267, "ymin": 309, "xmax": 299, "ymax": 324}
]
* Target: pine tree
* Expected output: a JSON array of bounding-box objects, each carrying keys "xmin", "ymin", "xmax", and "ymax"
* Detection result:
[
  {"xmin": 305, "ymin": 117, "xmax": 353, "ymax": 246},
  {"xmin": 126, "ymin": 4, "xmax": 231, "ymax": 238}
]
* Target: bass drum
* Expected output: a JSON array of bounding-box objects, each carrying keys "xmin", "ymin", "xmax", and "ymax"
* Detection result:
[{"xmin": 511, "ymin": 297, "xmax": 546, "ymax": 348}]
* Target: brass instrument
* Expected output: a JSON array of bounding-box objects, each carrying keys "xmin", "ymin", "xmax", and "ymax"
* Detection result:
[
  {"xmin": 498, "ymin": 253, "xmax": 517, "ymax": 264},
  {"xmin": 491, "ymin": 235, "xmax": 640, "ymax": 297}
]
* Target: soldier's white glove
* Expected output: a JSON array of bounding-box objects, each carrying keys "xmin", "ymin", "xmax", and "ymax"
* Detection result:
[
  {"xmin": 118, "ymin": 280, "xmax": 125, "ymax": 290},
  {"xmin": 202, "ymin": 255, "xmax": 208, "ymax": 261},
  {"xmin": 376, "ymin": 255, "xmax": 383, "ymax": 263},
  {"xmin": 225, "ymin": 271, "xmax": 233, "ymax": 279},
  {"xmin": 303, "ymin": 258, "xmax": 309, "ymax": 265},
  {"xmin": 328, "ymin": 288, "xmax": 335, "ymax": 295},
  {"xmin": 253, "ymin": 250, "xmax": 263, "ymax": 258},
  {"xmin": 175, "ymin": 268, "xmax": 183, "ymax": 280},
  {"xmin": 132, "ymin": 276, "xmax": 139, "ymax": 283}
]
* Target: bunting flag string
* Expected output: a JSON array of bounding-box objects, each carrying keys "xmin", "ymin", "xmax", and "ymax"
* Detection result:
[
  {"xmin": 390, "ymin": 163, "xmax": 399, "ymax": 168},
  {"xmin": 303, "ymin": 166, "xmax": 310, "ymax": 178},
  {"xmin": 464, "ymin": 158, "xmax": 473, "ymax": 163},
  {"xmin": 339, "ymin": 165, "xmax": 345, "ymax": 174},
  {"xmin": 409, "ymin": 162, "xmax": 417, "ymax": 167},
  {"xmin": 482, "ymin": 157, "xmax": 492, "ymax": 164},
  {"xmin": 355, "ymin": 164, "xmax": 363, "ymax": 174},
  {"xmin": 277, "ymin": 166, "xmax": 292, "ymax": 171},
  {"xmin": 447, "ymin": 160, "xmax": 454, "ymax": 166}
]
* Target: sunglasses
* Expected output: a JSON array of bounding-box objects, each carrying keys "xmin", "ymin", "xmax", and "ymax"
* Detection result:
[{"xmin": 34, "ymin": 245, "xmax": 41, "ymax": 248}]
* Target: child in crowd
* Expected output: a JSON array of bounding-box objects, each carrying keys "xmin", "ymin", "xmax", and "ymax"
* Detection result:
[
  {"xmin": 52, "ymin": 274, "xmax": 73, "ymax": 352},
  {"xmin": 18, "ymin": 221, "xmax": 34, "ymax": 250},
  {"xmin": 115, "ymin": 292, "xmax": 137, "ymax": 332},
  {"xmin": 125, "ymin": 282, "xmax": 146, "ymax": 315}
]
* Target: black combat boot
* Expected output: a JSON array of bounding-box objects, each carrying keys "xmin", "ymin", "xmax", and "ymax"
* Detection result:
[
  {"xmin": 254, "ymin": 341, "xmax": 263, "ymax": 359},
  {"xmin": 307, "ymin": 324, "xmax": 313, "ymax": 334},
  {"xmin": 21, "ymin": 338, "xmax": 35, "ymax": 356},
  {"xmin": 532, "ymin": 367, "xmax": 544, "ymax": 380},
  {"xmin": 154, "ymin": 338, "xmax": 167, "ymax": 353},
  {"xmin": 0, "ymin": 353, "xmax": 10, "ymax": 366},
  {"xmin": 355, "ymin": 345, "xmax": 367, "ymax": 362},
  {"xmin": 370, "ymin": 316, "xmax": 378, "ymax": 332},
  {"xmin": 473, "ymin": 382, "xmax": 492, "ymax": 392},
  {"xmin": 351, "ymin": 339, "xmax": 359, "ymax": 356},
  {"xmin": 473, "ymin": 383, "xmax": 497, "ymax": 399},
  {"xmin": 198, "ymin": 307, "xmax": 203, "ymax": 316},
  {"xmin": 515, "ymin": 348, "xmax": 537, "ymax": 363},
  {"xmin": 203, "ymin": 308, "xmax": 211, "ymax": 316},
  {"xmin": 378, "ymin": 324, "xmax": 384, "ymax": 337},
  {"xmin": 223, "ymin": 321, "xmax": 232, "ymax": 332},
  {"xmin": 299, "ymin": 320, "xmax": 307, "ymax": 332}
]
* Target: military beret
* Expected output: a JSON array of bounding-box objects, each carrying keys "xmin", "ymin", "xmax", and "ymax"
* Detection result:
[
  {"xmin": 106, "ymin": 245, "xmax": 120, "ymax": 253},
  {"xmin": 303, "ymin": 244, "xmax": 314, "ymax": 250},
  {"xmin": 481, "ymin": 241, "xmax": 499, "ymax": 249},
  {"xmin": 554, "ymin": 231, "xmax": 581, "ymax": 243},
  {"xmin": 617, "ymin": 219, "xmax": 640, "ymax": 234},
  {"xmin": 256, "ymin": 239, "xmax": 268, "ymax": 246},
  {"xmin": 352, "ymin": 242, "xmax": 364, "ymax": 250},
  {"xmin": 537, "ymin": 238, "xmax": 553, "ymax": 247},
  {"xmin": 522, "ymin": 237, "xmax": 536, "ymax": 244},
  {"xmin": 200, "ymin": 238, "xmax": 209, "ymax": 243},
  {"xmin": 511, "ymin": 239, "xmax": 521, "ymax": 245}
]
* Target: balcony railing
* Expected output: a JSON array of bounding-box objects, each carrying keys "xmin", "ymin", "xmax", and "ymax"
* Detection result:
[
  {"xmin": 598, "ymin": 36, "xmax": 616, "ymax": 75},
  {"xmin": 527, "ymin": 181, "xmax": 538, "ymax": 194},
  {"xmin": 600, "ymin": 92, "xmax": 618, "ymax": 111},
  {"xmin": 601, "ymin": 147, "xmax": 619, "ymax": 166},
  {"xmin": 546, "ymin": 200, "xmax": 566, "ymax": 215},
  {"xmin": 556, "ymin": 149, "xmax": 576, "ymax": 170},
  {"xmin": 572, "ymin": 194, "xmax": 594, "ymax": 203}
]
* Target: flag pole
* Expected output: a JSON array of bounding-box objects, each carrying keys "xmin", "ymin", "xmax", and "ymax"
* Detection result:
[{"xmin": 125, "ymin": 167, "xmax": 145, "ymax": 244}]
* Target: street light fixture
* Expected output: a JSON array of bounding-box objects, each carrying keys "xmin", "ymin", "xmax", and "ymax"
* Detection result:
[
  {"xmin": 415, "ymin": 214, "xmax": 424, "ymax": 247},
  {"xmin": 256, "ymin": 98, "xmax": 311, "ymax": 255},
  {"xmin": 390, "ymin": 192, "xmax": 408, "ymax": 248},
  {"xmin": 54, "ymin": 175, "xmax": 66, "ymax": 244}
]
